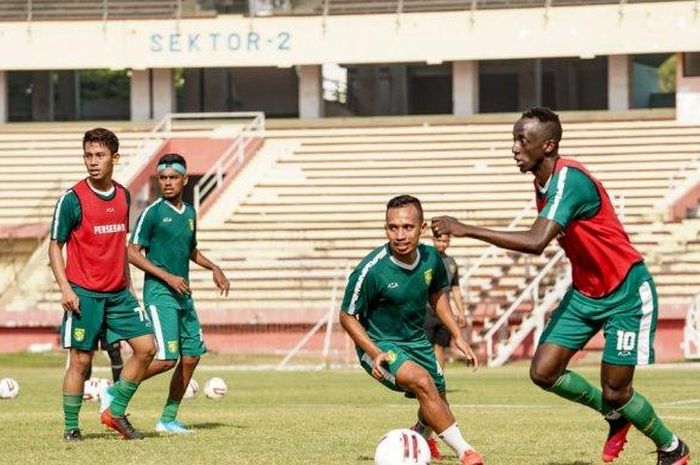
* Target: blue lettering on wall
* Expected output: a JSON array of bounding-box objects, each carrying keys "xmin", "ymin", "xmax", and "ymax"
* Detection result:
[
  {"xmin": 150, "ymin": 34, "xmax": 163, "ymax": 52},
  {"xmin": 228, "ymin": 33, "xmax": 241, "ymax": 51},
  {"xmin": 148, "ymin": 31, "xmax": 291, "ymax": 54},
  {"xmin": 169, "ymin": 33, "xmax": 181, "ymax": 52},
  {"xmin": 188, "ymin": 34, "xmax": 201, "ymax": 52}
]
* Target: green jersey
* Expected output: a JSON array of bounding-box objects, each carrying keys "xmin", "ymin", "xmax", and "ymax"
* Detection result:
[
  {"xmin": 130, "ymin": 198, "xmax": 197, "ymax": 304},
  {"xmin": 537, "ymin": 167, "xmax": 600, "ymax": 228},
  {"xmin": 341, "ymin": 243, "xmax": 449, "ymax": 343}
]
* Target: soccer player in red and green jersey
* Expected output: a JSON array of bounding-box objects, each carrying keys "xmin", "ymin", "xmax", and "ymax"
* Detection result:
[
  {"xmin": 49, "ymin": 128, "xmax": 156, "ymax": 441},
  {"xmin": 432, "ymin": 107, "xmax": 689, "ymax": 465}
]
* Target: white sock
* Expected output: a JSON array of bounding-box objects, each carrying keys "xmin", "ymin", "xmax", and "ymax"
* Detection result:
[
  {"xmin": 661, "ymin": 435, "xmax": 679, "ymax": 452},
  {"xmin": 438, "ymin": 423, "xmax": 473, "ymax": 457},
  {"xmin": 412, "ymin": 419, "xmax": 433, "ymax": 440}
]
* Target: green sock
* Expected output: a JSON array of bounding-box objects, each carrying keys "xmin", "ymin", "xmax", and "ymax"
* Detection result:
[
  {"xmin": 548, "ymin": 370, "xmax": 613, "ymax": 415},
  {"xmin": 160, "ymin": 398, "xmax": 181, "ymax": 423},
  {"xmin": 109, "ymin": 377, "xmax": 139, "ymax": 417},
  {"xmin": 63, "ymin": 393, "xmax": 83, "ymax": 431},
  {"xmin": 618, "ymin": 391, "xmax": 674, "ymax": 448}
]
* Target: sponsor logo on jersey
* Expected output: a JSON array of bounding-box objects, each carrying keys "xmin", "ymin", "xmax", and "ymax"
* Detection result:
[
  {"xmin": 163, "ymin": 217, "xmax": 173, "ymax": 223},
  {"xmin": 73, "ymin": 328, "xmax": 85, "ymax": 342},
  {"xmin": 387, "ymin": 282, "xmax": 399, "ymax": 289},
  {"xmin": 424, "ymin": 269, "xmax": 433, "ymax": 286},
  {"xmin": 386, "ymin": 350, "xmax": 397, "ymax": 364},
  {"xmin": 167, "ymin": 340, "xmax": 179, "ymax": 354},
  {"xmin": 106, "ymin": 207, "xmax": 115, "ymax": 213},
  {"xmin": 189, "ymin": 219, "xmax": 195, "ymax": 231},
  {"xmin": 93, "ymin": 223, "xmax": 126, "ymax": 235}
]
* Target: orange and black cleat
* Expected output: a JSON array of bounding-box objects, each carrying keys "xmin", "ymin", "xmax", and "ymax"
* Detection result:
[
  {"xmin": 602, "ymin": 417, "xmax": 632, "ymax": 462},
  {"xmin": 460, "ymin": 448, "xmax": 484, "ymax": 465},
  {"xmin": 101, "ymin": 409, "xmax": 145, "ymax": 440},
  {"xmin": 426, "ymin": 437, "xmax": 444, "ymax": 461}
]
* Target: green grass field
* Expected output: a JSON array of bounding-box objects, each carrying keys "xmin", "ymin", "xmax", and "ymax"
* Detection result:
[{"xmin": 0, "ymin": 353, "xmax": 698, "ymax": 465}]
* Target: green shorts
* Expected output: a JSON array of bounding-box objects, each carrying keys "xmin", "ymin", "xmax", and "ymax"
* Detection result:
[
  {"xmin": 60, "ymin": 285, "xmax": 154, "ymax": 351},
  {"xmin": 146, "ymin": 296, "xmax": 206, "ymax": 361},
  {"xmin": 539, "ymin": 263, "xmax": 658, "ymax": 366},
  {"xmin": 357, "ymin": 337, "xmax": 445, "ymax": 396}
]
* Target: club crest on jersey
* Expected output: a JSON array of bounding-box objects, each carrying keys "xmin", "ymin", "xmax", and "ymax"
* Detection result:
[
  {"xmin": 424, "ymin": 269, "xmax": 433, "ymax": 286},
  {"xmin": 73, "ymin": 328, "xmax": 85, "ymax": 342},
  {"xmin": 188, "ymin": 219, "xmax": 194, "ymax": 231},
  {"xmin": 162, "ymin": 217, "xmax": 172, "ymax": 223},
  {"xmin": 167, "ymin": 340, "xmax": 179, "ymax": 354}
]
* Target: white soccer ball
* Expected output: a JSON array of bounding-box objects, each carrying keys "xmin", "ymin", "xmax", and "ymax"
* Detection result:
[
  {"xmin": 83, "ymin": 377, "xmax": 100, "ymax": 402},
  {"xmin": 183, "ymin": 378, "xmax": 199, "ymax": 399},
  {"xmin": 374, "ymin": 429, "xmax": 431, "ymax": 465},
  {"xmin": 0, "ymin": 378, "xmax": 20, "ymax": 400},
  {"xmin": 96, "ymin": 378, "xmax": 113, "ymax": 397},
  {"xmin": 203, "ymin": 377, "xmax": 227, "ymax": 400}
]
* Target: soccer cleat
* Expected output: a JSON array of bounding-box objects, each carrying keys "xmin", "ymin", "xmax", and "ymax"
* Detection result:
[
  {"xmin": 460, "ymin": 449, "xmax": 484, "ymax": 465},
  {"xmin": 99, "ymin": 385, "xmax": 114, "ymax": 414},
  {"xmin": 155, "ymin": 420, "xmax": 193, "ymax": 435},
  {"xmin": 101, "ymin": 409, "xmax": 145, "ymax": 440},
  {"xmin": 63, "ymin": 428, "xmax": 82, "ymax": 441},
  {"xmin": 657, "ymin": 439, "xmax": 690, "ymax": 465},
  {"xmin": 602, "ymin": 417, "xmax": 632, "ymax": 462},
  {"xmin": 426, "ymin": 437, "xmax": 444, "ymax": 461}
]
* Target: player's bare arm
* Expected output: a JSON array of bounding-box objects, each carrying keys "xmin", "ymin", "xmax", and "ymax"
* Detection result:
[
  {"xmin": 450, "ymin": 285, "xmax": 467, "ymax": 327},
  {"xmin": 430, "ymin": 290, "xmax": 478, "ymax": 370},
  {"xmin": 48, "ymin": 239, "xmax": 80, "ymax": 314},
  {"xmin": 127, "ymin": 243, "xmax": 190, "ymax": 295},
  {"xmin": 431, "ymin": 215, "xmax": 561, "ymax": 256},
  {"xmin": 339, "ymin": 312, "xmax": 389, "ymax": 380},
  {"xmin": 190, "ymin": 248, "xmax": 230, "ymax": 297}
]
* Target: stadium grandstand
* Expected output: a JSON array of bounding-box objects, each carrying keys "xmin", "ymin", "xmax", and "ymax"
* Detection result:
[{"xmin": 0, "ymin": 0, "xmax": 699, "ymax": 370}]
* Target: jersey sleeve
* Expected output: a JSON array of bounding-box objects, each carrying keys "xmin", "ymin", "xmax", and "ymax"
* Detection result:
[
  {"xmin": 341, "ymin": 265, "xmax": 377, "ymax": 317},
  {"xmin": 429, "ymin": 252, "xmax": 450, "ymax": 294},
  {"xmin": 538, "ymin": 167, "xmax": 600, "ymax": 229},
  {"xmin": 130, "ymin": 205, "xmax": 155, "ymax": 247},
  {"xmin": 50, "ymin": 191, "xmax": 80, "ymax": 243}
]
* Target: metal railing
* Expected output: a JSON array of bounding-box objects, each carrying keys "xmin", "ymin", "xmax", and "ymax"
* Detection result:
[
  {"xmin": 483, "ymin": 248, "xmax": 569, "ymax": 366},
  {"xmin": 0, "ymin": 0, "xmax": 184, "ymax": 22},
  {"xmin": 193, "ymin": 112, "xmax": 265, "ymax": 211}
]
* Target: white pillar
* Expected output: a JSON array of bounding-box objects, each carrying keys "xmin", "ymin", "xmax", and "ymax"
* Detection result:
[
  {"xmin": 130, "ymin": 69, "xmax": 151, "ymax": 121},
  {"xmin": 0, "ymin": 71, "xmax": 7, "ymax": 123},
  {"xmin": 152, "ymin": 68, "xmax": 175, "ymax": 120},
  {"xmin": 676, "ymin": 53, "xmax": 700, "ymax": 124},
  {"xmin": 608, "ymin": 55, "xmax": 630, "ymax": 111},
  {"xmin": 298, "ymin": 65, "xmax": 323, "ymax": 118},
  {"xmin": 452, "ymin": 61, "xmax": 479, "ymax": 116}
]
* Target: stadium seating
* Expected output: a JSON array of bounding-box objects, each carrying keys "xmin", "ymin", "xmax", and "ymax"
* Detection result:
[
  {"xmin": 10, "ymin": 116, "xmax": 700, "ymax": 338},
  {"xmin": 0, "ymin": 0, "xmax": 209, "ymax": 21}
]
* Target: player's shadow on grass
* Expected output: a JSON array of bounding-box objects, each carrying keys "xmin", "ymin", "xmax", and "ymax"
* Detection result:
[
  {"xmin": 191, "ymin": 422, "xmax": 239, "ymax": 431},
  {"xmin": 357, "ymin": 455, "xmax": 374, "ymax": 462},
  {"xmin": 81, "ymin": 431, "xmax": 160, "ymax": 440}
]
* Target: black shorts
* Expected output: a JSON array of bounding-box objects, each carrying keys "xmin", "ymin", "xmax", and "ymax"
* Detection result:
[{"xmin": 424, "ymin": 323, "xmax": 451, "ymax": 348}]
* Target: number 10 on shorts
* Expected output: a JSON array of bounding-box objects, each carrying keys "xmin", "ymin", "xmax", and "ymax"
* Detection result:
[{"xmin": 616, "ymin": 330, "xmax": 636, "ymax": 351}]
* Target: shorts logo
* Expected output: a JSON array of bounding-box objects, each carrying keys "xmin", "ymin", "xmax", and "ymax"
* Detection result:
[
  {"xmin": 387, "ymin": 282, "xmax": 399, "ymax": 289},
  {"xmin": 188, "ymin": 219, "xmax": 195, "ymax": 231},
  {"xmin": 73, "ymin": 328, "xmax": 85, "ymax": 342},
  {"xmin": 167, "ymin": 340, "xmax": 178, "ymax": 354},
  {"xmin": 424, "ymin": 269, "xmax": 433, "ymax": 286},
  {"xmin": 386, "ymin": 350, "xmax": 397, "ymax": 364}
]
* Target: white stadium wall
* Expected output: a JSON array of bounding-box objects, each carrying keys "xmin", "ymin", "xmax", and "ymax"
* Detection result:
[{"xmin": 0, "ymin": 2, "xmax": 698, "ymax": 70}]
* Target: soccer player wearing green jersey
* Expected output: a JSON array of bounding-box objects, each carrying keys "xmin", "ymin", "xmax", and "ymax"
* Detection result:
[
  {"xmin": 432, "ymin": 107, "xmax": 689, "ymax": 465},
  {"xmin": 49, "ymin": 128, "xmax": 156, "ymax": 441},
  {"xmin": 340, "ymin": 195, "xmax": 484, "ymax": 465},
  {"xmin": 127, "ymin": 153, "xmax": 230, "ymax": 434}
]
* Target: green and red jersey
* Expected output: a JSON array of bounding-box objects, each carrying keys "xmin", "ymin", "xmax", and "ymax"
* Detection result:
[{"xmin": 535, "ymin": 157, "xmax": 643, "ymax": 298}]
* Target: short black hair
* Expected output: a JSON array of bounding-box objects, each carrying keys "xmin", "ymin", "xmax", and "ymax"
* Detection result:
[
  {"xmin": 386, "ymin": 195, "xmax": 424, "ymax": 221},
  {"xmin": 158, "ymin": 153, "xmax": 187, "ymax": 168},
  {"xmin": 521, "ymin": 106, "xmax": 562, "ymax": 143},
  {"xmin": 83, "ymin": 128, "xmax": 119, "ymax": 155}
]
